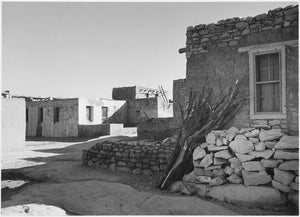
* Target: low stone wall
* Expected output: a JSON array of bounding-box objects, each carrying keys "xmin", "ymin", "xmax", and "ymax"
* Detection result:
[
  {"xmin": 137, "ymin": 118, "xmax": 178, "ymax": 140},
  {"xmin": 82, "ymin": 137, "xmax": 176, "ymax": 175},
  {"xmin": 172, "ymin": 126, "xmax": 298, "ymax": 205}
]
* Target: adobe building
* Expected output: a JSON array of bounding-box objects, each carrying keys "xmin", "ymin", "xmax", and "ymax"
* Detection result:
[
  {"xmin": 174, "ymin": 5, "xmax": 298, "ymax": 135},
  {"xmin": 26, "ymin": 98, "xmax": 129, "ymax": 137},
  {"xmin": 2, "ymin": 91, "xmax": 26, "ymax": 152}
]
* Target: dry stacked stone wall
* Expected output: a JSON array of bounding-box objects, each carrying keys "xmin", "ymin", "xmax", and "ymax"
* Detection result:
[
  {"xmin": 183, "ymin": 5, "xmax": 298, "ymax": 58},
  {"xmin": 82, "ymin": 137, "xmax": 176, "ymax": 175},
  {"xmin": 177, "ymin": 125, "xmax": 298, "ymax": 203}
]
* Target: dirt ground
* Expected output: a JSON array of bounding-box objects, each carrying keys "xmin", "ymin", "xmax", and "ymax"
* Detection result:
[{"xmin": 1, "ymin": 136, "xmax": 298, "ymax": 215}]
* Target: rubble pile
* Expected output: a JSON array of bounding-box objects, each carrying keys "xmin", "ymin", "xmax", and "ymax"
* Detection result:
[
  {"xmin": 175, "ymin": 126, "xmax": 298, "ymax": 203},
  {"xmin": 82, "ymin": 137, "xmax": 175, "ymax": 175}
]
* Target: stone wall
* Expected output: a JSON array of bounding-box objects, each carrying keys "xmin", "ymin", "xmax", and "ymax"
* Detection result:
[
  {"xmin": 137, "ymin": 117, "xmax": 178, "ymax": 140},
  {"xmin": 82, "ymin": 137, "xmax": 176, "ymax": 175},
  {"xmin": 176, "ymin": 5, "xmax": 298, "ymax": 134},
  {"xmin": 173, "ymin": 79, "xmax": 187, "ymax": 126},
  {"xmin": 173, "ymin": 125, "xmax": 298, "ymax": 204}
]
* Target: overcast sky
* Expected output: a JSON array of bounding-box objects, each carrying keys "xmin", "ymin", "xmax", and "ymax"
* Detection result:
[{"xmin": 2, "ymin": 1, "xmax": 296, "ymax": 99}]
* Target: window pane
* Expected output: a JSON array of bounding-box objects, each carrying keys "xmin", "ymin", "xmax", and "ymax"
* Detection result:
[
  {"xmin": 256, "ymin": 53, "xmax": 279, "ymax": 82},
  {"xmin": 256, "ymin": 83, "xmax": 280, "ymax": 112}
]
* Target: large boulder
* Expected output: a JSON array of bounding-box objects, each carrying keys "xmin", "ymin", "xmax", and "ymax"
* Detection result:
[
  {"xmin": 229, "ymin": 140, "xmax": 254, "ymax": 154},
  {"xmin": 242, "ymin": 170, "xmax": 271, "ymax": 186},
  {"xmin": 207, "ymin": 184, "xmax": 284, "ymax": 205},
  {"xmin": 275, "ymin": 136, "xmax": 298, "ymax": 149}
]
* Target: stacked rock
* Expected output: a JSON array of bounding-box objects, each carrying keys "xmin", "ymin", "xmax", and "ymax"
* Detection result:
[
  {"xmin": 82, "ymin": 137, "xmax": 176, "ymax": 175},
  {"xmin": 183, "ymin": 126, "xmax": 299, "ymax": 197}
]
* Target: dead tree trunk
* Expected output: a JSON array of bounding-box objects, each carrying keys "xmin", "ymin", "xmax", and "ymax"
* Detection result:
[{"xmin": 158, "ymin": 77, "xmax": 247, "ymax": 189}]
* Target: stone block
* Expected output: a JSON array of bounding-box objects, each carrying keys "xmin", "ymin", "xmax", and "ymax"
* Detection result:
[
  {"xmin": 212, "ymin": 169, "xmax": 225, "ymax": 177},
  {"xmin": 196, "ymin": 176, "xmax": 212, "ymax": 183},
  {"xmin": 226, "ymin": 173, "xmax": 243, "ymax": 184},
  {"xmin": 274, "ymin": 168, "xmax": 295, "ymax": 185},
  {"xmin": 214, "ymin": 150, "xmax": 232, "ymax": 159},
  {"xmin": 216, "ymin": 138, "xmax": 223, "ymax": 146},
  {"xmin": 207, "ymin": 144, "xmax": 228, "ymax": 152},
  {"xmin": 194, "ymin": 167, "xmax": 205, "ymax": 176},
  {"xmin": 244, "ymin": 129, "xmax": 260, "ymax": 138},
  {"xmin": 227, "ymin": 126, "xmax": 239, "ymax": 134},
  {"xmin": 249, "ymin": 138, "xmax": 259, "ymax": 144},
  {"xmin": 236, "ymin": 153, "xmax": 255, "ymax": 162},
  {"xmin": 259, "ymin": 129, "xmax": 284, "ymax": 142},
  {"xmin": 234, "ymin": 165, "xmax": 243, "ymax": 176},
  {"xmin": 235, "ymin": 135, "xmax": 247, "ymax": 140},
  {"xmin": 275, "ymin": 136, "xmax": 299, "ymax": 149},
  {"xmin": 242, "ymin": 170, "xmax": 271, "ymax": 186},
  {"xmin": 193, "ymin": 146, "xmax": 206, "ymax": 160},
  {"xmin": 229, "ymin": 139, "xmax": 254, "ymax": 154},
  {"xmin": 206, "ymin": 133, "xmax": 216, "ymax": 145},
  {"xmin": 254, "ymin": 142, "xmax": 266, "ymax": 151},
  {"xmin": 249, "ymin": 150, "xmax": 274, "ymax": 159},
  {"xmin": 290, "ymin": 182, "xmax": 299, "ymax": 191},
  {"xmin": 193, "ymin": 184, "xmax": 209, "ymax": 197},
  {"xmin": 205, "ymin": 165, "xmax": 222, "ymax": 171},
  {"xmin": 240, "ymin": 127, "xmax": 255, "ymax": 134},
  {"xmin": 272, "ymin": 180, "xmax": 291, "ymax": 193},
  {"xmin": 274, "ymin": 150, "xmax": 299, "ymax": 160},
  {"xmin": 278, "ymin": 160, "xmax": 299, "ymax": 171},
  {"xmin": 199, "ymin": 154, "xmax": 214, "ymax": 168},
  {"xmin": 242, "ymin": 161, "xmax": 265, "ymax": 171},
  {"xmin": 261, "ymin": 159, "xmax": 279, "ymax": 168},
  {"xmin": 200, "ymin": 143, "xmax": 209, "ymax": 149}
]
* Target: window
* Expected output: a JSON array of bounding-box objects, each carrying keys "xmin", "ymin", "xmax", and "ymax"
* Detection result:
[
  {"xmin": 26, "ymin": 108, "xmax": 29, "ymax": 123},
  {"xmin": 101, "ymin": 106, "xmax": 108, "ymax": 122},
  {"xmin": 237, "ymin": 41, "xmax": 299, "ymax": 119},
  {"xmin": 255, "ymin": 52, "xmax": 280, "ymax": 112},
  {"xmin": 86, "ymin": 106, "xmax": 93, "ymax": 122},
  {"xmin": 54, "ymin": 107, "xmax": 59, "ymax": 123},
  {"xmin": 38, "ymin": 107, "xmax": 43, "ymax": 123}
]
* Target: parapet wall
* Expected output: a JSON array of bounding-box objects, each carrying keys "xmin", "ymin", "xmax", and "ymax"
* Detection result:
[
  {"xmin": 82, "ymin": 137, "xmax": 176, "ymax": 175},
  {"xmin": 183, "ymin": 5, "xmax": 298, "ymax": 58}
]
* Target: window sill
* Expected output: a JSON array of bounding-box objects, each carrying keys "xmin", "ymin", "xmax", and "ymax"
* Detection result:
[{"xmin": 250, "ymin": 113, "xmax": 287, "ymax": 120}]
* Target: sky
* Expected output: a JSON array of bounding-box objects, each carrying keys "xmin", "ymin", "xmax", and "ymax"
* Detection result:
[{"xmin": 2, "ymin": 1, "xmax": 296, "ymax": 99}]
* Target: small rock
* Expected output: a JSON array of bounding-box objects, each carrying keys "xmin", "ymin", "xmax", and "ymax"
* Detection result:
[
  {"xmin": 194, "ymin": 167, "xmax": 205, "ymax": 176},
  {"xmin": 259, "ymin": 130, "xmax": 284, "ymax": 142},
  {"xmin": 290, "ymin": 182, "xmax": 299, "ymax": 191},
  {"xmin": 249, "ymin": 150, "xmax": 274, "ymax": 159},
  {"xmin": 227, "ymin": 127, "xmax": 239, "ymax": 134},
  {"xmin": 278, "ymin": 160, "xmax": 299, "ymax": 171},
  {"xmin": 222, "ymin": 137, "xmax": 228, "ymax": 145},
  {"xmin": 210, "ymin": 177, "xmax": 226, "ymax": 186},
  {"xmin": 242, "ymin": 170, "xmax": 272, "ymax": 186},
  {"xmin": 234, "ymin": 165, "xmax": 243, "ymax": 176},
  {"xmin": 205, "ymin": 165, "xmax": 222, "ymax": 171},
  {"xmin": 224, "ymin": 166, "xmax": 234, "ymax": 175},
  {"xmin": 255, "ymin": 142, "xmax": 266, "ymax": 151},
  {"xmin": 249, "ymin": 138, "xmax": 259, "ymax": 144},
  {"xmin": 142, "ymin": 169, "xmax": 153, "ymax": 176},
  {"xmin": 275, "ymin": 136, "xmax": 299, "ymax": 149},
  {"xmin": 108, "ymin": 163, "xmax": 116, "ymax": 172},
  {"xmin": 244, "ymin": 129, "xmax": 260, "ymax": 138},
  {"xmin": 227, "ymin": 173, "xmax": 243, "ymax": 184},
  {"xmin": 204, "ymin": 170, "xmax": 214, "ymax": 177},
  {"xmin": 261, "ymin": 159, "xmax": 280, "ymax": 168},
  {"xmin": 199, "ymin": 154, "xmax": 214, "ymax": 168},
  {"xmin": 229, "ymin": 139, "xmax": 254, "ymax": 154},
  {"xmin": 236, "ymin": 153, "xmax": 255, "ymax": 162},
  {"xmin": 272, "ymin": 180, "xmax": 291, "ymax": 193},
  {"xmin": 274, "ymin": 168, "xmax": 295, "ymax": 185},
  {"xmin": 215, "ymin": 138, "xmax": 223, "ymax": 146},
  {"xmin": 170, "ymin": 181, "xmax": 185, "ymax": 192},
  {"xmin": 193, "ymin": 160, "xmax": 201, "ymax": 168},
  {"xmin": 215, "ymin": 150, "xmax": 232, "ymax": 159},
  {"xmin": 196, "ymin": 176, "xmax": 212, "ymax": 183},
  {"xmin": 265, "ymin": 141, "xmax": 277, "ymax": 149},
  {"xmin": 214, "ymin": 157, "xmax": 227, "ymax": 165},
  {"xmin": 193, "ymin": 147, "xmax": 206, "ymax": 160},
  {"xmin": 206, "ymin": 133, "xmax": 216, "ymax": 145},
  {"xmin": 235, "ymin": 135, "xmax": 248, "ymax": 140},
  {"xmin": 183, "ymin": 171, "xmax": 198, "ymax": 183},
  {"xmin": 242, "ymin": 161, "xmax": 265, "ymax": 171},
  {"xmin": 200, "ymin": 143, "xmax": 209, "ymax": 149},
  {"xmin": 240, "ymin": 127, "xmax": 255, "ymax": 134},
  {"xmin": 274, "ymin": 150, "xmax": 299, "ymax": 160},
  {"xmin": 254, "ymin": 125, "xmax": 271, "ymax": 130},
  {"xmin": 212, "ymin": 169, "xmax": 225, "ymax": 177},
  {"xmin": 229, "ymin": 157, "xmax": 242, "ymax": 169}
]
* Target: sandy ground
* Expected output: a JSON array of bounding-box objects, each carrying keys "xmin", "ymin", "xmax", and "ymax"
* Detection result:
[{"xmin": 1, "ymin": 136, "xmax": 297, "ymax": 215}]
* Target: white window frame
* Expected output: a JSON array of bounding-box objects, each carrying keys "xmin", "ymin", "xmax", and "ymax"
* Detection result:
[{"xmin": 238, "ymin": 40, "xmax": 298, "ymax": 120}]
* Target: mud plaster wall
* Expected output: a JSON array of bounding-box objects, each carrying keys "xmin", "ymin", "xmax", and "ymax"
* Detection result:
[
  {"xmin": 26, "ymin": 99, "xmax": 79, "ymax": 137},
  {"xmin": 2, "ymin": 98, "xmax": 26, "ymax": 151},
  {"xmin": 175, "ymin": 6, "xmax": 298, "ymax": 134}
]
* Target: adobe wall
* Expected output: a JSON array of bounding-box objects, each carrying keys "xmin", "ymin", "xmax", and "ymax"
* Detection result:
[
  {"xmin": 137, "ymin": 117, "xmax": 178, "ymax": 140},
  {"xmin": 112, "ymin": 86, "xmax": 162, "ymax": 100},
  {"xmin": 177, "ymin": 5, "xmax": 298, "ymax": 134},
  {"xmin": 2, "ymin": 98, "xmax": 26, "ymax": 152},
  {"xmin": 82, "ymin": 137, "xmax": 176, "ymax": 175},
  {"xmin": 26, "ymin": 99, "xmax": 79, "ymax": 137}
]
